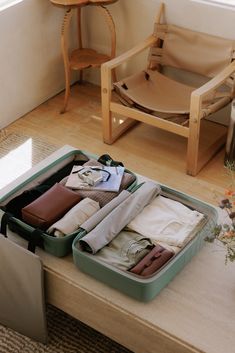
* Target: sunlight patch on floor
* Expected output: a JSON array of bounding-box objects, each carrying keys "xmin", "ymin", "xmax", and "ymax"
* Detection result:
[{"xmin": 0, "ymin": 138, "xmax": 32, "ymax": 189}]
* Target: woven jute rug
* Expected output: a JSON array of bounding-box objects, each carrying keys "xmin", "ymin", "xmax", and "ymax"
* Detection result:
[
  {"xmin": 0, "ymin": 131, "xmax": 59, "ymax": 165},
  {"xmin": 0, "ymin": 131, "xmax": 132, "ymax": 353},
  {"xmin": 0, "ymin": 305, "xmax": 132, "ymax": 353}
]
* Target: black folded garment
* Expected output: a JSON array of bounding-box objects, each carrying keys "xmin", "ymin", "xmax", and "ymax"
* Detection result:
[
  {"xmin": 3, "ymin": 186, "xmax": 48, "ymax": 219},
  {"xmin": 3, "ymin": 160, "xmax": 86, "ymax": 219}
]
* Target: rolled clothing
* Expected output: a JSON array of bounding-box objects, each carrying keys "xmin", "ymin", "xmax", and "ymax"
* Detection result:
[
  {"xmin": 81, "ymin": 190, "xmax": 131, "ymax": 234},
  {"xmin": 94, "ymin": 230, "xmax": 154, "ymax": 271},
  {"xmin": 129, "ymin": 244, "xmax": 174, "ymax": 276},
  {"xmin": 127, "ymin": 195, "xmax": 204, "ymax": 247},
  {"xmin": 47, "ymin": 198, "xmax": 100, "ymax": 237},
  {"xmin": 60, "ymin": 159, "xmax": 136, "ymax": 207},
  {"xmin": 79, "ymin": 181, "xmax": 161, "ymax": 254}
]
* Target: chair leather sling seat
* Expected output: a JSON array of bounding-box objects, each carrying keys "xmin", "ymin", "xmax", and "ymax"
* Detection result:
[{"xmin": 114, "ymin": 69, "xmax": 195, "ymax": 114}]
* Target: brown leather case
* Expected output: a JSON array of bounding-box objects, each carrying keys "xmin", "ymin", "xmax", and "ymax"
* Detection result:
[
  {"xmin": 22, "ymin": 183, "xmax": 81, "ymax": 230},
  {"xmin": 129, "ymin": 244, "xmax": 174, "ymax": 277}
]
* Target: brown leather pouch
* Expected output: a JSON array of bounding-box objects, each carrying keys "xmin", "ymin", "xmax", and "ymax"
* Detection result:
[
  {"xmin": 129, "ymin": 244, "xmax": 174, "ymax": 276},
  {"xmin": 22, "ymin": 183, "xmax": 81, "ymax": 230}
]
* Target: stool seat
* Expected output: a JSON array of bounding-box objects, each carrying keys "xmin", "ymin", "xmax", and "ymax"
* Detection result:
[
  {"xmin": 50, "ymin": 0, "xmax": 117, "ymax": 8},
  {"xmin": 70, "ymin": 48, "xmax": 111, "ymax": 70}
]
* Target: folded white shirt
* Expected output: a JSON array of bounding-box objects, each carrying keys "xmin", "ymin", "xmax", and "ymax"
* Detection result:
[
  {"xmin": 47, "ymin": 198, "xmax": 100, "ymax": 237},
  {"xmin": 127, "ymin": 195, "xmax": 204, "ymax": 247}
]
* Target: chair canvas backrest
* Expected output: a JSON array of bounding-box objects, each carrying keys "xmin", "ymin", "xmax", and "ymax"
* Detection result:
[{"xmin": 149, "ymin": 23, "xmax": 235, "ymax": 78}]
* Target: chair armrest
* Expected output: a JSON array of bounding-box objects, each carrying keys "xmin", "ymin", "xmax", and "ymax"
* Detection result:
[
  {"xmin": 192, "ymin": 61, "xmax": 235, "ymax": 99},
  {"xmin": 102, "ymin": 34, "xmax": 157, "ymax": 71}
]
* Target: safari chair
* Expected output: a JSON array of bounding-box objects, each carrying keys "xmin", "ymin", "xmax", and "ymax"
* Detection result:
[{"xmin": 101, "ymin": 3, "xmax": 235, "ymax": 176}]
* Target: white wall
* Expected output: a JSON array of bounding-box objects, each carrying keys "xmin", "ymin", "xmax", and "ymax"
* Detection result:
[
  {"xmin": 1, "ymin": 0, "xmax": 235, "ymax": 128},
  {"xmin": 0, "ymin": 0, "xmax": 76, "ymax": 129}
]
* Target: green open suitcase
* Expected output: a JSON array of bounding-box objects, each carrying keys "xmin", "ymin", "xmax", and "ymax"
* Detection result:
[
  {"xmin": 0, "ymin": 147, "xmax": 137, "ymax": 257},
  {"xmin": 72, "ymin": 180, "xmax": 218, "ymax": 302}
]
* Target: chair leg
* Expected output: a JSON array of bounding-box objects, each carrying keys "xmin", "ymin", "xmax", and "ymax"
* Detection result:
[
  {"xmin": 102, "ymin": 91, "xmax": 113, "ymax": 144},
  {"xmin": 187, "ymin": 113, "xmax": 201, "ymax": 176},
  {"xmin": 101, "ymin": 62, "xmax": 114, "ymax": 144}
]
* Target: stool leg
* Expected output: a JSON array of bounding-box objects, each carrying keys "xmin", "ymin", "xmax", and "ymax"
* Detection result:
[
  {"xmin": 61, "ymin": 66, "xmax": 71, "ymax": 114},
  {"xmin": 99, "ymin": 5, "xmax": 117, "ymax": 82},
  {"xmin": 61, "ymin": 9, "xmax": 73, "ymax": 114},
  {"xmin": 77, "ymin": 7, "xmax": 83, "ymax": 83}
]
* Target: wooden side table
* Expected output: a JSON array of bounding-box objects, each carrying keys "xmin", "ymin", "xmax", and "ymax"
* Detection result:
[{"xmin": 50, "ymin": 0, "xmax": 118, "ymax": 113}]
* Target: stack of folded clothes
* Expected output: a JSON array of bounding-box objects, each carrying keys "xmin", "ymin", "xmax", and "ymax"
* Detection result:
[
  {"xmin": 78, "ymin": 181, "xmax": 205, "ymax": 277},
  {"xmin": 60, "ymin": 159, "xmax": 135, "ymax": 207},
  {"xmin": 4, "ymin": 159, "xmax": 136, "ymax": 238}
]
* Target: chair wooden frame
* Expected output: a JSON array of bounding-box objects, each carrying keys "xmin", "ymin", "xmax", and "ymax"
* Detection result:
[{"xmin": 101, "ymin": 3, "xmax": 235, "ymax": 176}]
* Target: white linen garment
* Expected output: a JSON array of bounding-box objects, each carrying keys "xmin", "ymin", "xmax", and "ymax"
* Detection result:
[
  {"xmin": 127, "ymin": 195, "xmax": 204, "ymax": 247},
  {"xmin": 47, "ymin": 198, "xmax": 100, "ymax": 237},
  {"xmin": 79, "ymin": 181, "xmax": 161, "ymax": 254}
]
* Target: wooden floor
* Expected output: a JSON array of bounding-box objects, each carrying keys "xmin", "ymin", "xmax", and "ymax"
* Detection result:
[{"xmin": 4, "ymin": 81, "xmax": 231, "ymax": 205}]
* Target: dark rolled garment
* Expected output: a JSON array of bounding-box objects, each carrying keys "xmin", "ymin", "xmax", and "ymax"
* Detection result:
[{"xmin": 129, "ymin": 244, "xmax": 174, "ymax": 276}]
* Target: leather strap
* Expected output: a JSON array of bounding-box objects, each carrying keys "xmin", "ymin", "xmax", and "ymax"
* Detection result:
[
  {"xmin": 0, "ymin": 212, "xmax": 43, "ymax": 253},
  {"xmin": 0, "ymin": 212, "xmax": 14, "ymax": 238},
  {"xmin": 27, "ymin": 229, "xmax": 44, "ymax": 253},
  {"xmin": 98, "ymin": 154, "xmax": 124, "ymax": 167}
]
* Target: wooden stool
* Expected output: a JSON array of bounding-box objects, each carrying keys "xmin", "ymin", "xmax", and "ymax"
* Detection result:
[{"xmin": 50, "ymin": 0, "xmax": 118, "ymax": 113}]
